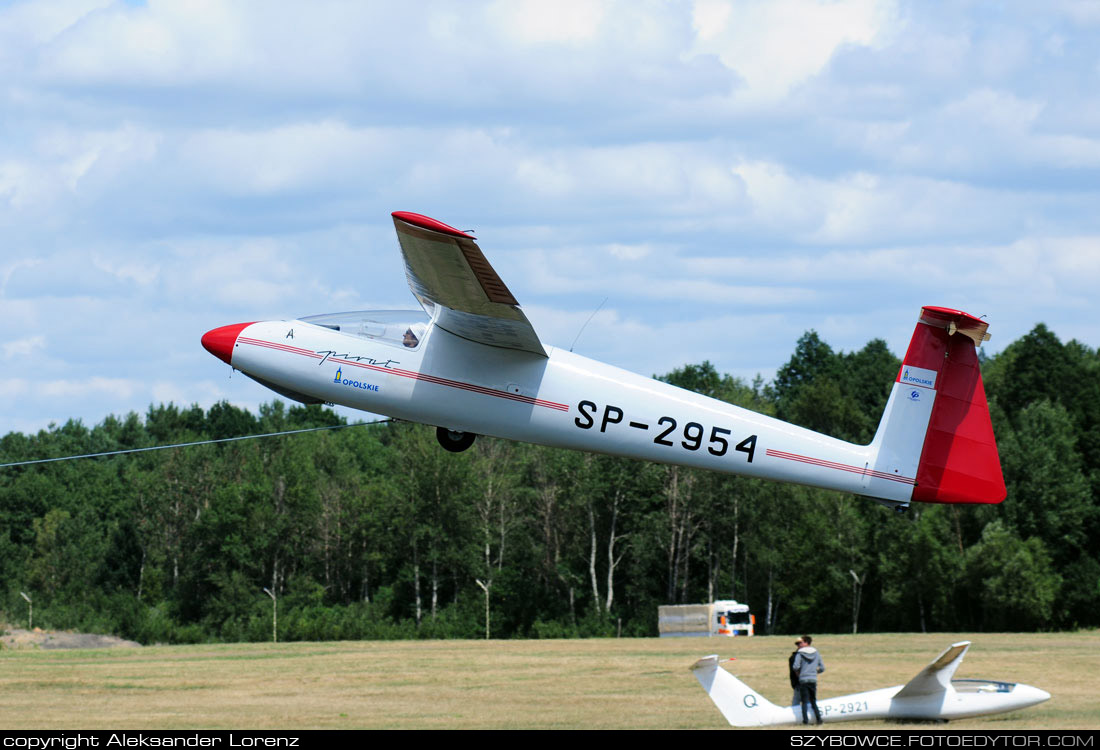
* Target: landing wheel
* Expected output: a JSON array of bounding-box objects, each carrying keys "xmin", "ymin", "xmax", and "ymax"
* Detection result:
[
  {"xmin": 436, "ymin": 427, "xmax": 476, "ymax": 453},
  {"xmin": 895, "ymin": 504, "xmax": 910, "ymax": 515}
]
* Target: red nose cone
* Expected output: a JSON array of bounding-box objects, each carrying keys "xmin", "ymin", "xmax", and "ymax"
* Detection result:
[{"xmin": 201, "ymin": 322, "xmax": 254, "ymax": 365}]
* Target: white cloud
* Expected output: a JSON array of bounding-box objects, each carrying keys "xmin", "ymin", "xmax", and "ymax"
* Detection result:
[
  {"xmin": 1, "ymin": 259, "xmax": 42, "ymax": 296},
  {"xmin": 1057, "ymin": 0, "xmax": 1100, "ymax": 25},
  {"xmin": 513, "ymin": 142, "xmax": 747, "ymax": 208},
  {"xmin": 690, "ymin": 0, "xmax": 898, "ymax": 103},
  {"xmin": 0, "ymin": 0, "xmax": 112, "ymax": 60},
  {"xmin": 170, "ymin": 238, "xmax": 301, "ymax": 310},
  {"xmin": 606, "ymin": 243, "xmax": 654, "ymax": 261},
  {"xmin": 178, "ymin": 121, "xmax": 389, "ymax": 196},
  {"xmin": 729, "ymin": 160, "xmax": 1024, "ymax": 244},
  {"xmin": 974, "ymin": 236, "xmax": 1100, "ymax": 309},
  {"xmin": 150, "ymin": 380, "xmax": 188, "ymax": 405},
  {"xmin": 3, "ymin": 376, "xmax": 138, "ymax": 400},
  {"xmin": 487, "ymin": 0, "xmax": 606, "ymax": 45},
  {"xmin": 34, "ymin": 0, "xmax": 250, "ymax": 86},
  {"xmin": 19, "ymin": 0, "xmax": 703, "ymax": 115},
  {"xmin": 1, "ymin": 1, "xmax": 1099, "ymax": 437},
  {"xmin": 3, "ymin": 335, "xmax": 46, "ymax": 359},
  {"xmin": 91, "ymin": 254, "xmax": 159, "ymax": 288},
  {"xmin": 848, "ymin": 85, "xmax": 1100, "ymax": 173},
  {"xmin": 0, "ymin": 161, "xmax": 38, "ymax": 212},
  {"xmin": 0, "ymin": 124, "xmax": 160, "ymax": 225},
  {"xmin": 526, "ymin": 302, "xmax": 795, "ymax": 381}
]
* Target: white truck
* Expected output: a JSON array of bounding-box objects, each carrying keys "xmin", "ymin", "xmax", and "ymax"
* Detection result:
[{"xmin": 658, "ymin": 600, "xmax": 755, "ymax": 637}]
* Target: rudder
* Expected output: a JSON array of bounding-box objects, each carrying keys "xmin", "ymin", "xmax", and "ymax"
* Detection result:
[{"xmin": 902, "ymin": 306, "xmax": 1006, "ymax": 505}]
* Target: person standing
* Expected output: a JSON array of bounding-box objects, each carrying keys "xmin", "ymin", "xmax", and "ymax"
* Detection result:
[
  {"xmin": 789, "ymin": 639, "xmax": 802, "ymax": 705},
  {"xmin": 792, "ymin": 635, "xmax": 825, "ymax": 725}
]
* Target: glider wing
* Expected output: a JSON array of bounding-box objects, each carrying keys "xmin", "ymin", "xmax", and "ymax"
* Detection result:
[
  {"xmin": 893, "ymin": 641, "xmax": 972, "ymax": 699},
  {"xmin": 392, "ymin": 211, "xmax": 547, "ymax": 357}
]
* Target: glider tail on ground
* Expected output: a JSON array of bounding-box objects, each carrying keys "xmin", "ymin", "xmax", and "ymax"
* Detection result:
[
  {"xmin": 870, "ymin": 306, "xmax": 1006, "ymax": 506},
  {"xmin": 690, "ymin": 655, "xmax": 790, "ymax": 727}
]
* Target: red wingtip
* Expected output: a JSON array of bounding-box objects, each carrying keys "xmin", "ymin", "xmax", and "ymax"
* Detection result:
[
  {"xmin": 392, "ymin": 211, "xmax": 476, "ymax": 239},
  {"xmin": 201, "ymin": 322, "xmax": 255, "ymax": 366}
]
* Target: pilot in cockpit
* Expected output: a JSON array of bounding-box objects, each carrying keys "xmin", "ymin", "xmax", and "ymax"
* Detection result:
[{"xmin": 403, "ymin": 328, "xmax": 419, "ymax": 348}]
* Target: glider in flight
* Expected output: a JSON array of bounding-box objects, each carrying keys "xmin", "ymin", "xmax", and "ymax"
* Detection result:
[
  {"xmin": 201, "ymin": 211, "xmax": 1006, "ymax": 512},
  {"xmin": 691, "ymin": 642, "xmax": 1050, "ymax": 726}
]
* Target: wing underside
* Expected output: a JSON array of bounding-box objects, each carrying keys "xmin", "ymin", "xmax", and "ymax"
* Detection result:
[
  {"xmin": 893, "ymin": 641, "xmax": 971, "ymax": 699},
  {"xmin": 392, "ymin": 211, "xmax": 546, "ymax": 357}
]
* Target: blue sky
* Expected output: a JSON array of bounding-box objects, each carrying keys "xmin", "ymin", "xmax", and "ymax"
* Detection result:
[{"xmin": 2, "ymin": 0, "xmax": 1098, "ymax": 435}]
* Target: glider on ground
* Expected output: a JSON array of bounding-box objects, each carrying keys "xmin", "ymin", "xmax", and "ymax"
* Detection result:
[
  {"xmin": 691, "ymin": 642, "xmax": 1050, "ymax": 726},
  {"xmin": 201, "ymin": 211, "xmax": 1007, "ymax": 511}
]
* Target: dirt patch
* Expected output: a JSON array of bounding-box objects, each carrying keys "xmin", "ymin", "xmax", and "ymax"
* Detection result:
[{"xmin": 1, "ymin": 625, "xmax": 140, "ymax": 650}]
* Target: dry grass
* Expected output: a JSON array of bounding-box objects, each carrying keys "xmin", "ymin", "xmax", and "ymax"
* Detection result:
[{"xmin": 1, "ymin": 632, "xmax": 1097, "ymax": 729}]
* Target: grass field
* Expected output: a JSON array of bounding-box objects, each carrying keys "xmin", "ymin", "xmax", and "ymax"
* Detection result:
[{"xmin": 1, "ymin": 632, "xmax": 1098, "ymax": 730}]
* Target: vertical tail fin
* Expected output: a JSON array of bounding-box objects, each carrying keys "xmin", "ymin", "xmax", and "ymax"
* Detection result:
[
  {"xmin": 690, "ymin": 655, "xmax": 790, "ymax": 727},
  {"xmin": 871, "ymin": 306, "xmax": 1006, "ymax": 505}
]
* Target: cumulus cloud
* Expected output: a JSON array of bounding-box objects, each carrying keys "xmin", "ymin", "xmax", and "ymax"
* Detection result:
[
  {"xmin": 487, "ymin": 0, "xmax": 607, "ymax": 45},
  {"xmin": 690, "ymin": 0, "xmax": 898, "ymax": 103},
  {"xmin": 1, "ymin": 1, "xmax": 1098, "ymax": 434},
  {"xmin": 0, "ymin": 376, "xmax": 138, "ymax": 401},
  {"xmin": 2, "ymin": 335, "xmax": 46, "ymax": 359}
]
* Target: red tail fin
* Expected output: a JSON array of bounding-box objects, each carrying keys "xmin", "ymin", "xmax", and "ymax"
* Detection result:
[{"xmin": 903, "ymin": 307, "xmax": 1006, "ymax": 504}]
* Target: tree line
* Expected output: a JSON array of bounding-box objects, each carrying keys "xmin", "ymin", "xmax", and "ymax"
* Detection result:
[{"xmin": 1, "ymin": 323, "xmax": 1096, "ymax": 642}]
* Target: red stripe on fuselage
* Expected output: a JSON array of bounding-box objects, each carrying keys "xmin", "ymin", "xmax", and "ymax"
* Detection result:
[
  {"xmin": 238, "ymin": 337, "xmax": 569, "ymax": 412},
  {"xmin": 765, "ymin": 448, "xmax": 916, "ymax": 485},
  {"xmin": 238, "ymin": 337, "xmax": 323, "ymax": 359}
]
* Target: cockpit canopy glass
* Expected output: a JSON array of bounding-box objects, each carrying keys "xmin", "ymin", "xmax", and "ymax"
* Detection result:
[
  {"xmin": 300, "ymin": 310, "xmax": 431, "ymax": 350},
  {"xmin": 951, "ymin": 679, "xmax": 1017, "ymax": 694}
]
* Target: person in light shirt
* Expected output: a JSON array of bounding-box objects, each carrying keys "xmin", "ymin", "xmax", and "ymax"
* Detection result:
[{"xmin": 792, "ymin": 635, "xmax": 826, "ymax": 725}]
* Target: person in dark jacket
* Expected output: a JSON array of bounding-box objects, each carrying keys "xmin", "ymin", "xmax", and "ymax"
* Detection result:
[
  {"xmin": 792, "ymin": 635, "xmax": 825, "ymax": 725},
  {"xmin": 789, "ymin": 639, "xmax": 802, "ymax": 705}
]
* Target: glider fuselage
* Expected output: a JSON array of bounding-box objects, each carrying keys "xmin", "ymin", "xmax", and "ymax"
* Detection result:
[
  {"xmin": 752, "ymin": 684, "xmax": 1052, "ymax": 725},
  {"xmin": 227, "ymin": 317, "xmax": 911, "ymax": 502},
  {"xmin": 202, "ymin": 210, "xmax": 1007, "ymax": 509}
]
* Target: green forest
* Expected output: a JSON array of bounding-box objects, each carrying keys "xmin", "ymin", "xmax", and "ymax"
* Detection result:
[{"xmin": 1, "ymin": 323, "xmax": 1097, "ymax": 643}]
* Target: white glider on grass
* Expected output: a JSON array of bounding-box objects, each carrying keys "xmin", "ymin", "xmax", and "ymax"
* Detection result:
[{"xmin": 691, "ymin": 642, "xmax": 1050, "ymax": 726}]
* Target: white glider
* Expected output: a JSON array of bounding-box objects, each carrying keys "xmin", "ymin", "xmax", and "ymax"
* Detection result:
[
  {"xmin": 202, "ymin": 211, "xmax": 1007, "ymax": 511},
  {"xmin": 691, "ymin": 642, "xmax": 1050, "ymax": 726}
]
